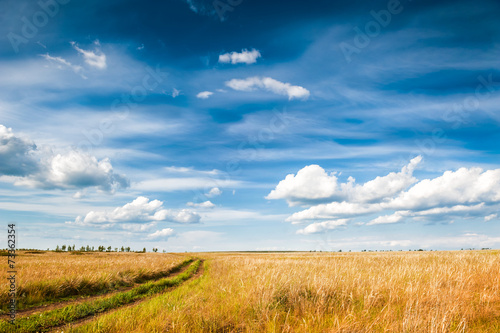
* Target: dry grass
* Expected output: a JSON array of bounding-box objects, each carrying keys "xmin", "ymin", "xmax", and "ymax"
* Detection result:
[
  {"xmin": 0, "ymin": 251, "xmax": 188, "ymax": 310},
  {"xmin": 73, "ymin": 251, "xmax": 500, "ymax": 332}
]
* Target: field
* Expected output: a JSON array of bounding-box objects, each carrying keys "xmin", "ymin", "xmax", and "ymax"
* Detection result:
[{"xmin": 1, "ymin": 250, "xmax": 499, "ymax": 332}]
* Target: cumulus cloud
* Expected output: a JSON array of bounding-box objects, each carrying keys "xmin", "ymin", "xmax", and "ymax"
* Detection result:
[
  {"xmin": 267, "ymin": 156, "xmax": 421, "ymax": 206},
  {"xmin": 69, "ymin": 196, "xmax": 201, "ymax": 227},
  {"xmin": 196, "ymin": 91, "xmax": 213, "ymax": 99},
  {"xmin": 270, "ymin": 157, "xmax": 500, "ymax": 232},
  {"xmin": 0, "ymin": 125, "xmax": 128, "ymax": 192},
  {"xmin": 287, "ymin": 202, "xmax": 381, "ymax": 222},
  {"xmin": 187, "ymin": 200, "xmax": 215, "ymax": 208},
  {"xmin": 206, "ymin": 187, "xmax": 222, "ymax": 197},
  {"xmin": 71, "ymin": 41, "xmax": 107, "ymax": 70},
  {"xmin": 16, "ymin": 151, "xmax": 129, "ymax": 192},
  {"xmin": 367, "ymin": 212, "xmax": 404, "ymax": 226},
  {"xmin": 147, "ymin": 228, "xmax": 175, "ymax": 239},
  {"xmin": 0, "ymin": 125, "xmax": 39, "ymax": 176},
  {"xmin": 388, "ymin": 167, "xmax": 500, "ymax": 211},
  {"xmin": 219, "ymin": 49, "xmax": 261, "ymax": 64},
  {"xmin": 225, "ymin": 76, "xmax": 310, "ymax": 100},
  {"xmin": 296, "ymin": 219, "xmax": 348, "ymax": 235},
  {"xmin": 485, "ymin": 214, "xmax": 498, "ymax": 222}
]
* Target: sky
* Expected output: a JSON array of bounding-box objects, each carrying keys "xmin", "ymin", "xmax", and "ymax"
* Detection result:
[{"xmin": 0, "ymin": 0, "xmax": 499, "ymax": 252}]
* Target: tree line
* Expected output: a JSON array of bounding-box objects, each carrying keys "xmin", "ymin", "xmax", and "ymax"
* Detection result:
[{"xmin": 54, "ymin": 245, "xmax": 161, "ymax": 253}]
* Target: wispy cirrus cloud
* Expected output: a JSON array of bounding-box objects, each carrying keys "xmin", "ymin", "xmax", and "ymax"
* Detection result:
[
  {"xmin": 40, "ymin": 53, "xmax": 86, "ymax": 78},
  {"xmin": 71, "ymin": 40, "xmax": 107, "ymax": 70}
]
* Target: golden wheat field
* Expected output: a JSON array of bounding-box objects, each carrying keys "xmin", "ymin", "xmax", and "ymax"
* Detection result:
[
  {"xmin": 0, "ymin": 251, "xmax": 188, "ymax": 311},
  {"xmin": 2, "ymin": 250, "xmax": 500, "ymax": 332}
]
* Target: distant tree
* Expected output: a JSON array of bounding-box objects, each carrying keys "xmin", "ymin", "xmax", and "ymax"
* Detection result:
[
  {"xmin": 92, "ymin": 246, "xmax": 94, "ymax": 251},
  {"xmin": 86, "ymin": 245, "xmax": 91, "ymax": 252},
  {"xmin": 56, "ymin": 245, "xmax": 60, "ymax": 252},
  {"xmin": 142, "ymin": 247, "xmax": 146, "ymax": 253},
  {"xmin": 126, "ymin": 247, "xmax": 130, "ymax": 252},
  {"xmin": 107, "ymin": 246, "xmax": 112, "ymax": 252},
  {"xmin": 61, "ymin": 245, "xmax": 66, "ymax": 251},
  {"xmin": 121, "ymin": 246, "xmax": 124, "ymax": 252},
  {"xmin": 153, "ymin": 248, "xmax": 158, "ymax": 253},
  {"xmin": 163, "ymin": 249, "xmax": 166, "ymax": 253}
]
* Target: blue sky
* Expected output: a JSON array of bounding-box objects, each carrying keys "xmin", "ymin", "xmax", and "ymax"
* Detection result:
[{"xmin": 1, "ymin": 0, "xmax": 499, "ymax": 251}]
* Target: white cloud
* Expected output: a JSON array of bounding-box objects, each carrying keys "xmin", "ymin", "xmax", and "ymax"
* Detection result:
[
  {"xmin": 196, "ymin": 91, "xmax": 213, "ymax": 99},
  {"xmin": 266, "ymin": 164, "xmax": 339, "ymax": 206},
  {"xmin": 367, "ymin": 212, "xmax": 404, "ymax": 225},
  {"xmin": 225, "ymin": 76, "xmax": 310, "ymax": 100},
  {"xmin": 71, "ymin": 41, "xmax": 107, "ymax": 70},
  {"xmin": 206, "ymin": 187, "xmax": 222, "ymax": 197},
  {"xmin": 287, "ymin": 202, "xmax": 382, "ymax": 223},
  {"xmin": 69, "ymin": 196, "xmax": 201, "ymax": 226},
  {"xmin": 122, "ymin": 222, "xmax": 158, "ymax": 232},
  {"xmin": 0, "ymin": 125, "xmax": 39, "ymax": 176},
  {"xmin": 389, "ymin": 167, "xmax": 500, "ymax": 211},
  {"xmin": 73, "ymin": 190, "xmax": 86, "ymax": 199},
  {"xmin": 271, "ymin": 157, "xmax": 500, "ymax": 231},
  {"xmin": 147, "ymin": 228, "xmax": 175, "ymax": 239},
  {"xmin": 297, "ymin": 219, "xmax": 348, "ymax": 235},
  {"xmin": 153, "ymin": 208, "xmax": 200, "ymax": 224},
  {"xmin": 40, "ymin": 53, "xmax": 85, "ymax": 78},
  {"xmin": 351, "ymin": 156, "xmax": 422, "ymax": 203},
  {"xmin": 172, "ymin": 88, "xmax": 180, "ymax": 98},
  {"xmin": 187, "ymin": 201, "xmax": 215, "ymax": 208},
  {"xmin": 268, "ymin": 156, "xmax": 421, "ymax": 206},
  {"xmin": 0, "ymin": 125, "xmax": 128, "ymax": 192},
  {"xmin": 485, "ymin": 214, "xmax": 498, "ymax": 222},
  {"xmin": 164, "ymin": 166, "xmax": 219, "ymax": 176},
  {"xmin": 219, "ymin": 49, "xmax": 261, "ymax": 64}
]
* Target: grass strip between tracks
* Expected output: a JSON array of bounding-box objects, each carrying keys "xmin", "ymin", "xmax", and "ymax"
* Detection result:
[{"xmin": 0, "ymin": 259, "xmax": 201, "ymax": 333}]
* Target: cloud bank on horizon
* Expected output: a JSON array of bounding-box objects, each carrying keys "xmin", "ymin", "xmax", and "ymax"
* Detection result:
[{"xmin": 267, "ymin": 156, "xmax": 500, "ymax": 234}]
